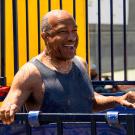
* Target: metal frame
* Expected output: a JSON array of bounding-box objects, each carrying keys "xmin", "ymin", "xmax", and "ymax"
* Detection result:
[
  {"xmin": 1, "ymin": 0, "xmax": 135, "ymax": 134},
  {"xmin": 14, "ymin": 113, "xmax": 135, "ymax": 135}
]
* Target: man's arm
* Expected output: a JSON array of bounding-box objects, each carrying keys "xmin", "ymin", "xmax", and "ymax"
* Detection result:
[
  {"xmin": 92, "ymin": 92, "xmax": 116, "ymax": 111},
  {"xmin": 0, "ymin": 63, "xmax": 37, "ymax": 125},
  {"xmin": 93, "ymin": 91, "xmax": 135, "ymax": 112},
  {"xmin": 77, "ymin": 56, "xmax": 135, "ymax": 111}
]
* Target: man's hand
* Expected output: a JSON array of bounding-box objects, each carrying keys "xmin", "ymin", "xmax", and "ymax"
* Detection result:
[
  {"xmin": 116, "ymin": 91, "xmax": 135, "ymax": 108},
  {"xmin": 0, "ymin": 103, "xmax": 18, "ymax": 125}
]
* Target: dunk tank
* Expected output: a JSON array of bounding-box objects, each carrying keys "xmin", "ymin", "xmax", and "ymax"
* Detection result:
[
  {"xmin": 0, "ymin": 77, "xmax": 135, "ymax": 135},
  {"xmin": 1, "ymin": 0, "xmax": 135, "ymax": 134}
]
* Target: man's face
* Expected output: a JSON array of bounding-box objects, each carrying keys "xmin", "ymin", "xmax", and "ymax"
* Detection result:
[{"xmin": 45, "ymin": 15, "xmax": 78, "ymax": 60}]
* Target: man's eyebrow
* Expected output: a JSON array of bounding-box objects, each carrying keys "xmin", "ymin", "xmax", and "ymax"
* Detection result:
[{"xmin": 54, "ymin": 24, "xmax": 78, "ymax": 31}]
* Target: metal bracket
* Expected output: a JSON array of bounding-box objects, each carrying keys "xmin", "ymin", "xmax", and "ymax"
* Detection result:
[
  {"xmin": 106, "ymin": 111, "xmax": 120, "ymax": 127},
  {"xmin": 28, "ymin": 111, "xmax": 40, "ymax": 127}
]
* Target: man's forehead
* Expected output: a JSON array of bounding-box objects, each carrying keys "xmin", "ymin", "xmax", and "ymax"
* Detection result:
[
  {"xmin": 50, "ymin": 17, "xmax": 77, "ymax": 29},
  {"xmin": 47, "ymin": 10, "xmax": 76, "ymax": 26},
  {"xmin": 54, "ymin": 23, "xmax": 77, "ymax": 30}
]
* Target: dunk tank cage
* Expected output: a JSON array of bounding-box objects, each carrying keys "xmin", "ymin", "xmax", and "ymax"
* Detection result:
[{"xmin": 1, "ymin": 0, "xmax": 135, "ymax": 135}]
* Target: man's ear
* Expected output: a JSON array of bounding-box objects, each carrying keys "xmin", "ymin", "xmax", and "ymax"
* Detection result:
[{"xmin": 41, "ymin": 32, "xmax": 48, "ymax": 40}]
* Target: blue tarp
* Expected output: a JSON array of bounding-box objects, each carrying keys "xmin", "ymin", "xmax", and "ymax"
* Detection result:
[{"xmin": 0, "ymin": 122, "xmax": 127, "ymax": 135}]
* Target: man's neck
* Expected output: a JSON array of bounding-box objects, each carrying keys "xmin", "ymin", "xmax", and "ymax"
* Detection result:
[{"xmin": 42, "ymin": 55, "xmax": 73, "ymax": 74}]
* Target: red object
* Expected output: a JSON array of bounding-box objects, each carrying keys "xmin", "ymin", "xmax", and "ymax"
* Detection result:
[
  {"xmin": 0, "ymin": 86, "xmax": 10, "ymax": 96},
  {"xmin": 118, "ymin": 85, "xmax": 135, "ymax": 91}
]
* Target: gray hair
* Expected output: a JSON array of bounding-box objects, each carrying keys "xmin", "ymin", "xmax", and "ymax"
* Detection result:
[
  {"xmin": 41, "ymin": 16, "xmax": 52, "ymax": 33},
  {"xmin": 41, "ymin": 10, "xmax": 73, "ymax": 33}
]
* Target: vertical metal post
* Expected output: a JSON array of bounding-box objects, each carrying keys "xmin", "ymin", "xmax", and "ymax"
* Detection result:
[
  {"xmin": 57, "ymin": 122, "xmax": 63, "ymax": 135},
  {"xmin": 26, "ymin": 0, "xmax": 29, "ymax": 61},
  {"xmin": 48, "ymin": 0, "xmax": 51, "ymax": 11},
  {"xmin": 97, "ymin": 0, "xmax": 101, "ymax": 80},
  {"xmin": 12, "ymin": 0, "xmax": 19, "ymax": 74},
  {"xmin": 91, "ymin": 120, "xmax": 97, "ymax": 135},
  {"xmin": 126, "ymin": 114, "xmax": 135, "ymax": 135},
  {"xmin": 110, "ymin": 0, "xmax": 114, "ymax": 80},
  {"xmin": 60, "ymin": 0, "xmax": 62, "ymax": 10},
  {"xmin": 0, "ymin": 0, "xmax": 1, "ymax": 76},
  {"xmin": 1, "ymin": 0, "xmax": 5, "ymax": 78},
  {"xmin": 85, "ymin": 0, "xmax": 89, "ymax": 64},
  {"xmin": 37, "ymin": 0, "xmax": 41, "ymax": 54},
  {"xmin": 123, "ymin": 0, "xmax": 127, "ymax": 80},
  {"xmin": 73, "ymin": 0, "xmax": 76, "ymax": 21},
  {"xmin": 26, "ymin": 123, "xmax": 32, "ymax": 135}
]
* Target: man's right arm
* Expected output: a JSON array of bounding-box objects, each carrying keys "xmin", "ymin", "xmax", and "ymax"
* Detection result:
[{"xmin": 0, "ymin": 63, "xmax": 37, "ymax": 125}]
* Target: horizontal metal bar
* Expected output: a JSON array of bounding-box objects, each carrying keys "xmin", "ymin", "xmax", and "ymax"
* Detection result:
[
  {"xmin": 15, "ymin": 113, "xmax": 135, "ymax": 123},
  {"xmin": 92, "ymin": 80, "xmax": 135, "ymax": 85}
]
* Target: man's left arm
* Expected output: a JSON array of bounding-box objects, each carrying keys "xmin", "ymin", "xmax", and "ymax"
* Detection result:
[
  {"xmin": 76, "ymin": 56, "xmax": 135, "ymax": 111},
  {"xmin": 93, "ymin": 91, "xmax": 135, "ymax": 112}
]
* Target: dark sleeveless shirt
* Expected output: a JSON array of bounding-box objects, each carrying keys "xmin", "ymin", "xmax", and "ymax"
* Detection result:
[{"xmin": 30, "ymin": 57, "xmax": 94, "ymax": 113}]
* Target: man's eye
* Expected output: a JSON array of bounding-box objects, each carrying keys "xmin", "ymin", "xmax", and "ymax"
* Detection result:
[
  {"xmin": 58, "ymin": 31, "xmax": 68, "ymax": 34},
  {"xmin": 73, "ymin": 29, "xmax": 77, "ymax": 32}
]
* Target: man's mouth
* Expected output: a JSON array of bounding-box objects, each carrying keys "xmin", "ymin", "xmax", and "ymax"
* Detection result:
[
  {"xmin": 64, "ymin": 44, "xmax": 74, "ymax": 47},
  {"xmin": 64, "ymin": 44, "xmax": 75, "ymax": 50}
]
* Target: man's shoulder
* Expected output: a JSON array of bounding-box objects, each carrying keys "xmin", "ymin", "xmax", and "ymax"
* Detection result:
[
  {"xmin": 74, "ymin": 56, "xmax": 87, "ymax": 65},
  {"xmin": 73, "ymin": 56, "xmax": 88, "ymax": 72},
  {"xmin": 17, "ymin": 60, "xmax": 41, "ymax": 79}
]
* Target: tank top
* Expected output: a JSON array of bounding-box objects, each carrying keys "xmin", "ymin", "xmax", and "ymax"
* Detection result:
[{"xmin": 30, "ymin": 57, "xmax": 94, "ymax": 113}]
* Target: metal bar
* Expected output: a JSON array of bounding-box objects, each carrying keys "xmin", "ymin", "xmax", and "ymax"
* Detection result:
[
  {"xmin": 15, "ymin": 113, "xmax": 134, "ymax": 123},
  {"xmin": 97, "ymin": 0, "xmax": 102, "ymax": 80},
  {"xmin": 57, "ymin": 122, "xmax": 63, "ymax": 135},
  {"xmin": 12, "ymin": 0, "xmax": 19, "ymax": 74},
  {"xmin": 48, "ymin": 0, "xmax": 51, "ymax": 11},
  {"xmin": 123, "ymin": 0, "xmax": 127, "ymax": 80},
  {"xmin": 60, "ymin": 0, "xmax": 62, "ymax": 9},
  {"xmin": 1, "ymin": 0, "xmax": 5, "ymax": 78},
  {"xmin": 126, "ymin": 114, "xmax": 135, "ymax": 135},
  {"xmin": 73, "ymin": 0, "xmax": 76, "ymax": 20},
  {"xmin": 37, "ymin": 0, "xmax": 41, "ymax": 54},
  {"xmin": 26, "ymin": 123, "xmax": 32, "ymax": 135},
  {"xmin": 110, "ymin": 0, "xmax": 114, "ymax": 80},
  {"xmin": 85, "ymin": 0, "xmax": 89, "ymax": 64},
  {"xmin": 26, "ymin": 0, "xmax": 29, "ymax": 61},
  {"xmin": 91, "ymin": 120, "xmax": 97, "ymax": 135},
  {"xmin": 92, "ymin": 80, "xmax": 135, "ymax": 85}
]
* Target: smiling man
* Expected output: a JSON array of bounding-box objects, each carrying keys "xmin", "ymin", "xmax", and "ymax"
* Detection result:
[{"xmin": 1, "ymin": 10, "xmax": 135, "ymax": 125}]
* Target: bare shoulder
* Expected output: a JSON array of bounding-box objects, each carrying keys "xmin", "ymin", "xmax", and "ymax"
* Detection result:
[
  {"xmin": 1, "ymin": 61, "xmax": 43, "ymax": 110},
  {"xmin": 11, "ymin": 62, "xmax": 42, "ymax": 91},
  {"xmin": 74, "ymin": 55, "xmax": 88, "ymax": 72}
]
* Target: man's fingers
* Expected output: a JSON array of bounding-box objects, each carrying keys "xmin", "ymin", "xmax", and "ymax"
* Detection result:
[
  {"xmin": 0, "ymin": 109, "xmax": 6, "ymax": 120},
  {"xmin": 122, "ymin": 100, "xmax": 135, "ymax": 108},
  {"xmin": 0, "ymin": 108, "xmax": 10, "ymax": 125},
  {"xmin": 0, "ymin": 103, "xmax": 17, "ymax": 125},
  {"xmin": 9, "ymin": 104, "xmax": 18, "ymax": 123}
]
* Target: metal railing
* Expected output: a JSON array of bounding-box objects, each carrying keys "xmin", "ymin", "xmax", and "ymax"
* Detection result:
[
  {"xmin": 91, "ymin": 0, "xmax": 135, "ymax": 88},
  {"xmin": 0, "ymin": 0, "xmax": 88, "ymax": 79},
  {"xmin": 96, "ymin": 0, "xmax": 128, "ymax": 80},
  {"xmin": 10, "ymin": 113, "xmax": 135, "ymax": 135},
  {"xmin": 1, "ymin": 1, "xmax": 135, "ymax": 134},
  {"xmin": 1, "ymin": 0, "xmax": 134, "ymax": 85}
]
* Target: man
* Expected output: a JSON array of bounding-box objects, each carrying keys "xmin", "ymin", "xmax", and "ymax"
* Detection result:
[{"xmin": 0, "ymin": 10, "xmax": 135, "ymax": 125}]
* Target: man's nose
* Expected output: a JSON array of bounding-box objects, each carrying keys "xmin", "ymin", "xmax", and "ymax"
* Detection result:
[{"xmin": 68, "ymin": 32, "xmax": 76, "ymax": 41}]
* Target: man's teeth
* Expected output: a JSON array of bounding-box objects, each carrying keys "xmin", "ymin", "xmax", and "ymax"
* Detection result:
[{"xmin": 64, "ymin": 45, "xmax": 74, "ymax": 47}]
